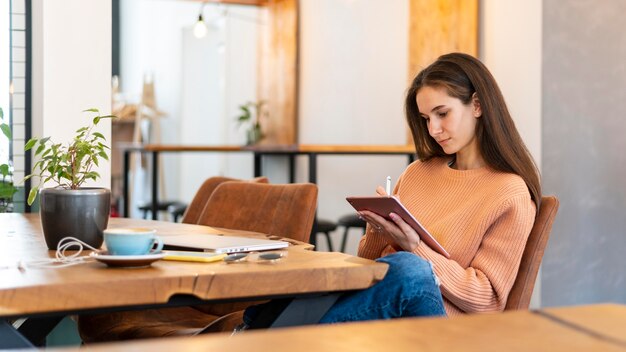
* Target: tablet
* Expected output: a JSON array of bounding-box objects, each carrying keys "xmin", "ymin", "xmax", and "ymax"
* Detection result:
[{"xmin": 346, "ymin": 196, "xmax": 450, "ymax": 258}]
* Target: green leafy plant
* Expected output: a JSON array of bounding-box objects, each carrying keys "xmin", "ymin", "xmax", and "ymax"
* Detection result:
[
  {"xmin": 0, "ymin": 107, "xmax": 18, "ymax": 212},
  {"xmin": 236, "ymin": 100, "xmax": 267, "ymax": 145},
  {"xmin": 23, "ymin": 108, "xmax": 116, "ymax": 205}
]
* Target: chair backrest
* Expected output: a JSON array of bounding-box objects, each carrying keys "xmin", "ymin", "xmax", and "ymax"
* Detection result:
[
  {"xmin": 505, "ymin": 195, "xmax": 559, "ymax": 310},
  {"xmin": 182, "ymin": 176, "xmax": 269, "ymax": 224},
  {"xmin": 196, "ymin": 182, "xmax": 318, "ymax": 243}
]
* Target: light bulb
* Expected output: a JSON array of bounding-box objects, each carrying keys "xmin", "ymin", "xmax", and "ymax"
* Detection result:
[{"xmin": 193, "ymin": 15, "xmax": 208, "ymax": 38}]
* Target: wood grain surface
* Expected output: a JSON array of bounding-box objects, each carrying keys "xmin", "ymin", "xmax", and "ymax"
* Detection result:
[
  {"xmin": 48, "ymin": 304, "xmax": 626, "ymax": 352},
  {"xmin": 0, "ymin": 214, "xmax": 387, "ymax": 317},
  {"xmin": 139, "ymin": 144, "xmax": 414, "ymax": 154},
  {"xmin": 258, "ymin": 0, "xmax": 298, "ymax": 145}
]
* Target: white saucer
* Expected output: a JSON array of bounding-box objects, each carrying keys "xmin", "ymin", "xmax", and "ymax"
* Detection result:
[{"xmin": 90, "ymin": 251, "xmax": 166, "ymax": 268}]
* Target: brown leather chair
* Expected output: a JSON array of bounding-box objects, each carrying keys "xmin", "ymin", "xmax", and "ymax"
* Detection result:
[
  {"xmin": 505, "ymin": 195, "xmax": 559, "ymax": 310},
  {"xmin": 195, "ymin": 182, "xmax": 316, "ymax": 242},
  {"xmin": 181, "ymin": 176, "xmax": 268, "ymax": 224},
  {"xmin": 167, "ymin": 176, "xmax": 268, "ymax": 222},
  {"xmin": 78, "ymin": 182, "xmax": 318, "ymax": 343}
]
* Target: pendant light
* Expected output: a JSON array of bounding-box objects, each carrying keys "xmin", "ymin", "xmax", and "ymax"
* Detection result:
[{"xmin": 193, "ymin": 2, "xmax": 208, "ymax": 38}]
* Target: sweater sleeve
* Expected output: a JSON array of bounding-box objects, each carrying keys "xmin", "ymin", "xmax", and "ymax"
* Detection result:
[
  {"xmin": 357, "ymin": 225, "xmax": 388, "ymax": 260},
  {"xmin": 413, "ymin": 194, "xmax": 536, "ymax": 313}
]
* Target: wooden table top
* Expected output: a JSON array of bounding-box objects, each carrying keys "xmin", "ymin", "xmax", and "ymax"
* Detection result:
[
  {"xmin": 0, "ymin": 214, "xmax": 388, "ymax": 317},
  {"xmin": 126, "ymin": 144, "xmax": 416, "ymax": 154},
  {"xmin": 542, "ymin": 304, "xmax": 626, "ymax": 345},
  {"xmin": 47, "ymin": 304, "xmax": 626, "ymax": 351}
]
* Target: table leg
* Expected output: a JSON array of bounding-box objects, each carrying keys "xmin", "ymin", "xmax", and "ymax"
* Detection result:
[
  {"xmin": 0, "ymin": 320, "xmax": 35, "ymax": 349},
  {"xmin": 17, "ymin": 316, "xmax": 64, "ymax": 347},
  {"xmin": 308, "ymin": 153, "xmax": 318, "ymax": 248},
  {"xmin": 151, "ymin": 151, "xmax": 159, "ymax": 220},
  {"xmin": 308, "ymin": 153, "xmax": 317, "ymax": 184},
  {"xmin": 123, "ymin": 150, "xmax": 130, "ymax": 218},
  {"xmin": 309, "ymin": 217, "xmax": 318, "ymax": 249},
  {"xmin": 254, "ymin": 152, "xmax": 262, "ymax": 177},
  {"xmin": 288, "ymin": 155, "xmax": 295, "ymax": 183},
  {"xmin": 248, "ymin": 293, "xmax": 341, "ymax": 329}
]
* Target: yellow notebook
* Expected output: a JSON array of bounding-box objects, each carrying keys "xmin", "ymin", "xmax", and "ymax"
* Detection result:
[{"xmin": 162, "ymin": 251, "xmax": 227, "ymax": 263}]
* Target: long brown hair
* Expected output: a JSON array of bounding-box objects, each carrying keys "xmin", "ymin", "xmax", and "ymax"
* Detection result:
[{"xmin": 405, "ymin": 53, "xmax": 541, "ymax": 209}]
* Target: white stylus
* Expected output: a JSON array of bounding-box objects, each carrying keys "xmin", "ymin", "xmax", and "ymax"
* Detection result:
[{"xmin": 385, "ymin": 176, "xmax": 391, "ymax": 196}]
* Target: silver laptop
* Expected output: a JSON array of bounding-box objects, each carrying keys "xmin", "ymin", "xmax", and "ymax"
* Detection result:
[{"xmin": 162, "ymin": 234, "xmax": 289, "ymax": 253}]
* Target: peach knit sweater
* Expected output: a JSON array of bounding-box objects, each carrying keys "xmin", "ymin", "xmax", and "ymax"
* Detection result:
[{"xmin": 358, "ymin": 157, "xmax": 536, "ymax": 316}]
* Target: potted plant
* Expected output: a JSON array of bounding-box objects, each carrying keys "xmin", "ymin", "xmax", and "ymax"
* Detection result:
[
  {"xmin": 24, "ymin": 108, "xmax": 116, "ymax": 249},
  {"xmin": 0, "ymin": 107, "xmax": 18, "ymax": 212},
  {"xmin": 236, "ymin": 100, "xmax": 267, "ymax": 145}
]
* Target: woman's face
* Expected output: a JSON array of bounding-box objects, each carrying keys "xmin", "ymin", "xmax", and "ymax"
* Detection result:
[{"xmin": 416, "ymin": 85, "xmax": 481, "ymax": 157}]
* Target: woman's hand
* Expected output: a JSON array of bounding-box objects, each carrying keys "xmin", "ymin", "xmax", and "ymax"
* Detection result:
[{"xmin": 360, "ymin": 186, "xmax": 421, "ymax": 252}]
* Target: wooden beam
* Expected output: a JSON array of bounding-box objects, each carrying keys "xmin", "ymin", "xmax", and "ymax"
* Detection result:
[
  {"xmin": 184, "ymin": 0, "xmax": 270, "ymax": 7},
  {"xmin": 406, "ymin": 0, "xmax": 478, "ymax": 144},
  {"xmin": 408, "ymin": 0, "xmax": 478, "ymax": 78},
  {"xmin": 257, "ymin": 0, "xmax": 298, "ymax": 145}
]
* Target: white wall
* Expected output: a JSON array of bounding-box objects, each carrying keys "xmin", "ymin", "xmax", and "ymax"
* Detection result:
[
  {"xmin": 479, "ymin": 0, "xmax": 543, "ymax": 307},
  {"xmin": 119, "ymin": 0, "xmax": 258, "ymax": 208},
  {"xmin": 299, "ymin": 0, "xmax": 410, "ymax": 252},
  {"xmin": 541, "ymin": 0, "xmax": 626, "ymax": 307},
  {"xmin": 32, "ymin": 0, "xmax": 112, "ymax": 188},
  {"xmin": 178, "ymin": 6, "xmax": 260, "ymax": 201},
  {"xmin": 480, "ymin": 0, "xmax": 542, "ymax": 165}
]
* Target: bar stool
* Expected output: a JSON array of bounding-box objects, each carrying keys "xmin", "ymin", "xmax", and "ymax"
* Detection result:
[
  {"xmin": 167, "ymin": 203, "xmax": 186, "ymax": 222},
  {"xmin": 137, "ymin": 200, "xmax": 185, "ymax": 220},
  {"xmin": 338, "ymin": 213, "xmax": 367, "ymax": 252},
  {"xmin": 314, "ymin": 218, "xmax": 337, "ymax": 251}
]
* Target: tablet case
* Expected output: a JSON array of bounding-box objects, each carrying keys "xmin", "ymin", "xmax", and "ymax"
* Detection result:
[{"xmin": 346, "ymin": 196, "xmax": 450, "ymax": 258}]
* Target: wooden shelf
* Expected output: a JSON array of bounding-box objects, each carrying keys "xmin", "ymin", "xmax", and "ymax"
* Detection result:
[{"xmin": 184, "ymin": 0, "xmax": 269, "ymax": 6}]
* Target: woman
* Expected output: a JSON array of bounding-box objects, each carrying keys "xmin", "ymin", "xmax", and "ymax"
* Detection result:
[
  {"xmin": 317, "ymin": 52, "xmax": 541, "ymax": 322},
  {"xmin": 242, "ymin": 52, "xmax": 541, "ymax": 327}
]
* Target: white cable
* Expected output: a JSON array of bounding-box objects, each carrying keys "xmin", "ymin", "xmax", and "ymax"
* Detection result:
[{"xmin": 24, "ymin": 237, "xmax": 99, "ymax": 269}]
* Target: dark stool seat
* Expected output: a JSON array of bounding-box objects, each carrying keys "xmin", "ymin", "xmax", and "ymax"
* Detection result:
[
  {"xmin": 137, "ymin": 200, "xmax": 185, "ymax": 220},
  {"xmin": 337, "ymin": 213, "xmax": 367, "ymax": 252},
  {"xmin": 167, "ymin": 203, "xmax": 188, "ymax": 222},
  {"xmin": 314, "ymin": 218, "xmax": 337, "ymax": 251}
]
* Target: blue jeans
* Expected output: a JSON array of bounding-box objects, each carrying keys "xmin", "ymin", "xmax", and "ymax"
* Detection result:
[
  {"xmin": 243, "ymin": 252, "xmax": 445, "ymax": 327},
  {"xmin": 319, "ymin": 252, "xmax": 446, "ymax": 323}
]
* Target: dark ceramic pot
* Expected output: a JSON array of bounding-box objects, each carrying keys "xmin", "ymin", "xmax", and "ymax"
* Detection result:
[{"xmin": 39, "ymin": 188, "xmax": 111, "ymax": 250}]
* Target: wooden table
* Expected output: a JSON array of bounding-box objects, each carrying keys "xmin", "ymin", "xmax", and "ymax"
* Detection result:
[
  {"xmin": 42, "ymin": 304, "xmax": 626, "ymax": 351},
  {"xmin": 0, "ymin": 214, "xmax": 388, "ymax": 348},
  {"xmin": 122, "ymin": 144, "xmax": 416, "ymax": 219}
]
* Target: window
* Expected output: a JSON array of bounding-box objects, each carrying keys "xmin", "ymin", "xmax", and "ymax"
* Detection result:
[{"xmin": 1, "ymin": 0, "xmax": 30, "ymax": 212}]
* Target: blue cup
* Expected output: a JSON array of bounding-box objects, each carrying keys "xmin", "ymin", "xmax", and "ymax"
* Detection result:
[{"xmin": 103, "ymin": 228, "xmax": 163, "ymax": 256}]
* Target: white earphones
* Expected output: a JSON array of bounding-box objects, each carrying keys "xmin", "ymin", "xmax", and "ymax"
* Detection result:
[{"xmin": 22, "ymin": 237, "xmax": 99, "ymax": 269}]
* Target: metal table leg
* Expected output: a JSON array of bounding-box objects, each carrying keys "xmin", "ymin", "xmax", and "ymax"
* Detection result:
[
  {"xmin": 151, "ymin": 151, "xmax": 159, "ymax": 220},
  {"xmin": 17, "ymin": 316, "xmax": 64, "ymax": 347},
  {"xmin": 288, "ymin": 154, "xmax": 295, "ymax": 183},
  {"xmin": 254, "ymin": 152, "xmax": 262, "ymax": 177},
  {"xmin": 248, "ymin": 293, "xmax": 341, "ymax": 329},
  {"xmin": 123, "ymin": 150, "xmax": 130, "ymax": 217},
  {"xmin": 308, "ymin": 153, "xmax": 319, "ymax": 248},
  {"xmin": 0, "ymin": 320, "xmax": 35, "ymax": 349}
]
